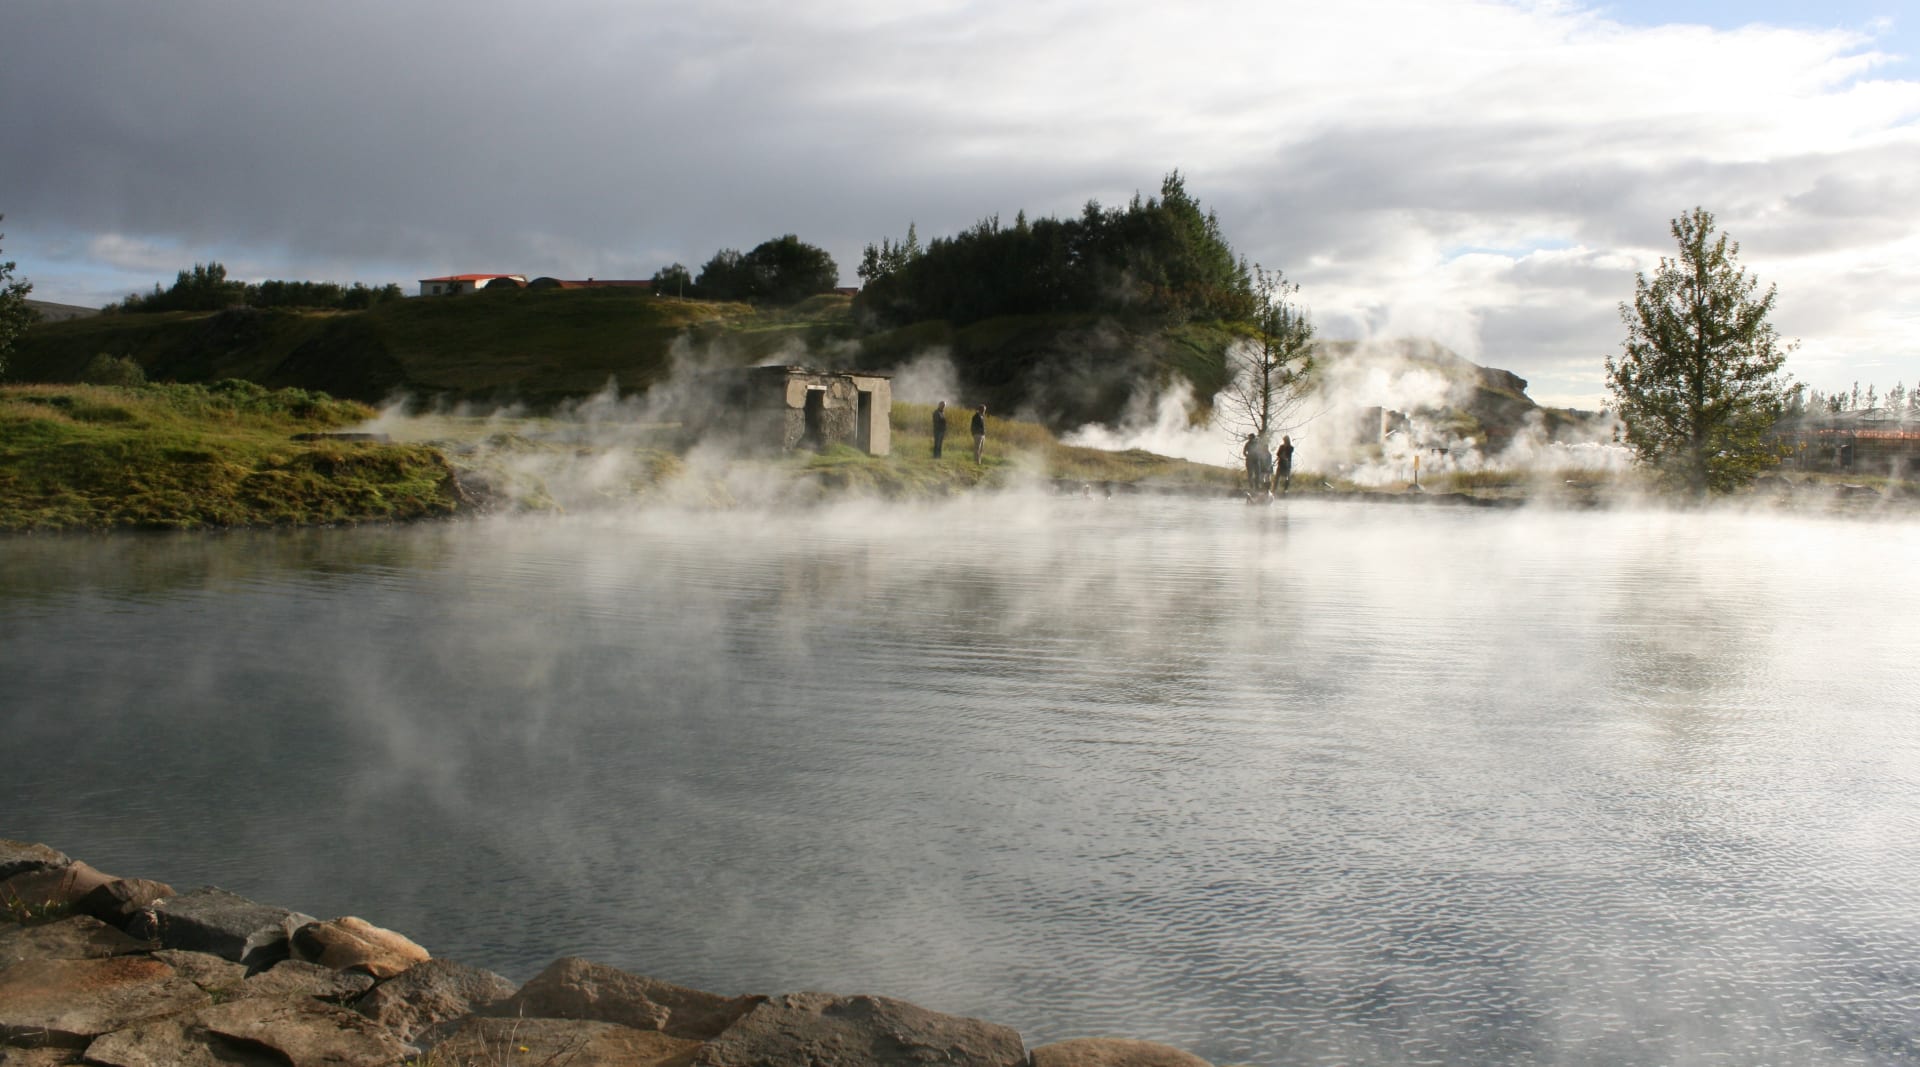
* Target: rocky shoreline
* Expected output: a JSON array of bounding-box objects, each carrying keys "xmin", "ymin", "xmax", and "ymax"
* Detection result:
[{"xmin": 0, "ymin": 841, "xmax": 1218, "ymax": 1067}]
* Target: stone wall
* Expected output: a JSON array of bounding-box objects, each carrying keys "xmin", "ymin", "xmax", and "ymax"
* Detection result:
[{"xmin": 0, "ymin": 840, "xmax": 1217, "ymax": 1067}]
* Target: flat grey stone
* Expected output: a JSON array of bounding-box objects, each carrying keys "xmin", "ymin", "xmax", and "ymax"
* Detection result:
[
  {"xmin": 692, "ymin": 992, "xmax": 1027, "ymax": 1067},
  {"xmin": 0, "ymin": 957, "xmax": 209, "ymax": 1048},
  {"xmin": 352, "ymin": 957, "xmax": 517, "ymax": 1043},
  {"xmin": 126, "ymin": 888, "xmax": 313, "ymax": 972},
  {"xmin": 1032, "ymin": 1037, "xmax": 1215, "ymax": 1067},
  {"xmin": 0, "ymin": 1048, "xmax": 85, "ymax": 1066},
  {"xmin": 81, "ymin": 1013, "xmax": 282, "ymax": 1067},
  {"xmin": 0, "ymin": 842, "xmax": 69, "ymax": 882},
  {"xmin": 150, "ymin": 950, "xmax": 246, "ymax": 997},
  {"xmin": 242, "ymin": 959, "xmax": 375, "ymax": 1002},
  {"xmin": 429, "ymin": 1016, "xmax": 699, "ymax": 1067},
  {"xmin": 0, "ymin": 915, "xmax": 148, "ymax": 966},
  {"xmin": 487, "ymin": 956, "xmax": 758, "ymax": 1040},
  {"xmin": 195, "ymin": 997, "xmax": 409, "ymax": 1067}
]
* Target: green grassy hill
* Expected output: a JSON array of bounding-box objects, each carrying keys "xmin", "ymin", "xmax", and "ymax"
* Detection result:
[
  {"xmin": 0, "ymin": 381, "xmax": 464, "ymax": 531},
  {"xmin": 10, "ymin": 290, "xmax": 861, "ymax": 408},
  {"xmin": 14, "ymin": 291, "xmax": 1571, "ymax": 452}
]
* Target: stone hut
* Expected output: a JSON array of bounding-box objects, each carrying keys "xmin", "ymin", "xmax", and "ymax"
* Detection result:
[{"xmin": 738, "ymin": 366, "xmax": 892, "ymax": 457}]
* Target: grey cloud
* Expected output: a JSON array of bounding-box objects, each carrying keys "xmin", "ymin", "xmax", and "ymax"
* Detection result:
[{"xmin": 2, "ymin": 0, "xmax": 1915, "ymax": 402}]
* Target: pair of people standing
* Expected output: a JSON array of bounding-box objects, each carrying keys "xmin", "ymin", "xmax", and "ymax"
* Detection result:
[
  {"xmin": 931, "ymin": 401, "xmax": 987, "ymax": 464},
  {"xmin": 1243, "ymin": 432, "xmax": 1297, "ymax": 494}
]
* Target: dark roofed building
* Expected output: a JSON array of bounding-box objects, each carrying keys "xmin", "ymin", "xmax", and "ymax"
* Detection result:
[{"xmin": 526, "ymin": 277, "xmax": 652, "ymax": 290}]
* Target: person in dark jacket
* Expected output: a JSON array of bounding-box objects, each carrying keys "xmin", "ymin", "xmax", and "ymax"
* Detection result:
[
  {"xmin": 971, "ymin": 405, "xmax": 987, "ymax": 464},
  {"xmin": 931, "ymin": 401, "xmax": 948, "ymax": 459},
  {"xmin": 1276, "ymin": 435, "xmax": 1295, "ymax": 492}
]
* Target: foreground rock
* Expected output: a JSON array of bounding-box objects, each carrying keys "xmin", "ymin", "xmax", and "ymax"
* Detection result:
[
  {"xmin": 0, "ymin": 957, "xmax": 208, "ymax": 1048},
  {"xmin": 353, "ymin": 958, "xmax": 517, "ymax": 1042},
  {"xmin": 487, "ymin": 956, "xmax": 761, "ymax": 1040},
  {"xmin": 431, "ymin": 1016, "xmax": 700, "ymax": 1067},
  {"xmin": 0, "ymin": 840, "xmax": 1220, "ymax": 1066},
  {"xmin": 127, "ymin": 888, "xmax": 313, "ymax": 972},
  {"xmin": 289, "ymin": 916, "xmax": 428, "ymax": 979},
  {"xmin": 1032, "ymin": 1037, "xmax": 1216, "ymax": 1067},
  {"xmin": 693, "ymin": 993, "xmax": 1028, "ymax": 1067},
  {"xmin": 0, "ymin": 916, "xmax": 148, "ymax": 966}
]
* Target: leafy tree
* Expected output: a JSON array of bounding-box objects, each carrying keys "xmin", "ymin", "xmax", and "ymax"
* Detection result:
[
  {"xmin": 0, "ymin": 215, "xmax": 34, "ymax": 378},
  {"xmin": 693, "ymin": 236, "xmax": 839, "ymax": 305},
  {"xmin": 1220, "ymin": 265, "xmax": 1314, "ymax": 477},
  {"xmin": 1604, "ymin": 207, "xmax": 1795, "ymax": 494},
  {"xmin": 742, "ymin": 234, "xmax": 839, "ymax": 305},
  {"xmin": 116, "ymin": 265, "xmax": 400, "ymax": 312},
  {"xmin": 651, "ymin": 262, "xmax": 693, "ymax": 299},
  {"xmin": 692, "ymin": 248, "xmax": 749, "ymax": 301},
  {"xmin": 78, "ymin": 353, "xmax": 146, "ymax": 387}
]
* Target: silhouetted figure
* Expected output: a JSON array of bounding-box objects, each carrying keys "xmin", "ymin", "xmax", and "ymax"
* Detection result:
[
  {"xmin": 972, "ymin": 405, "xmax": 987, "ymax": 464},
  {"xmin": 932, "ymin": 401, "xmax": 948, "ymax": 459},
  {"xmin": 1276, "ymin": 436, "xmax": 1295, "ymax": 492},
  {"xmin": 1243, "ymin": 433, "xmax": 1271, "ymax": 494}
]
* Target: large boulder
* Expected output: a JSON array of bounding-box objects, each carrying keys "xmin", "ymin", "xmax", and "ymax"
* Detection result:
[
  {"xmin": 428, "ymin": 1016, "xmax": 699, "ymax": 1067},
  {"xmin": 149, "ymin": 951, "xmax": 246, "ymax": 999},
  {"xmin": 84, "ymin": 999, "xmax": 406, "ymax": 1067},
  {"xmin": 80, "ymin": 1012, "xmax": 282, "ymax": 1067},
  {"xmin": 126, "ymin": 889, "xmax": 312, "ymax": 972},
  {"xmin": 0, "ymin": 862, "xmax": 117, "ymax": 914},
  {"xmin": 193, "ymin": 998, "xmax": 409, "ymax": 1067},
  {"xmin": 1031, "ymin": 1037, "xmax": 1215, "ymax": 1067},
  {"xmin": 692, "ymin": 992, "xmax": 1028, "ymax": 1067},
  {"xmin": 288, "ymin": 916, "xmax": 427, "ymax": 979},
  {"xmin": 76, "ymin": 880, "xmax": 176, "ymax": 929},
  {"xmin": 0, "ymin": 957, "xmax": 209, "ymax": 1048},
  {"xmin": 0, "ymin": 841, "xmax": 69, "ymax": 882},
  {"xmin": 242, "ymin": 959, "xmax": 375, "ymax": 1003},
  {"xmin": 0, "ymin": 915, "xmax": 148, "ymax": 966},
  {"xmin": 351, "ymin": 958, "xmax": 517, "ymax": 1043},
  {"xmin": 487, "ymin": 957, "xmax": 759, "ymax": 1041},
  {"xmin": 0, "ymin": 1048, "xmax": 85, "ymax": 1066}
]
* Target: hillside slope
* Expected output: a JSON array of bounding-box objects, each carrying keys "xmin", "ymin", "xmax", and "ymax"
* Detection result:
[
  {"xmin": 10, "ymin": 291, "xmax": 859, "ymax": 408},
  {"xmin": 14, "ymin": 294, "xmax": 1577, "ymax": 453}
]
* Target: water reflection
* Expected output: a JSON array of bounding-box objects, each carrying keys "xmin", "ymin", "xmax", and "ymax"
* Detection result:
[{"xmin": 4, "ymin": 499, "xmax": 1920, "ymax": 1065}]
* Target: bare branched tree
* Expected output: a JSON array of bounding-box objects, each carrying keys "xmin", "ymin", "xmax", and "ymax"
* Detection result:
[{"xmin": 1219, "ymin": 264, "xmax": 1314, "ymax": 490}]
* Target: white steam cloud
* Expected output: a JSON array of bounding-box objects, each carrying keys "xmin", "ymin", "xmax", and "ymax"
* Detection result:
[{"xmin": 1066, "ymin": 337, "xmax": 1631, "ymax": 487}]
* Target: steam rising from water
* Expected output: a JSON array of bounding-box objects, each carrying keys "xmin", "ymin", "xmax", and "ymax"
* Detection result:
[{"xmin": 5, "ymin": 499, "xmax": 1919, "ymax": 1067}]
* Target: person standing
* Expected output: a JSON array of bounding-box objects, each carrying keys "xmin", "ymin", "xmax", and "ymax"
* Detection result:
[
  {"xmin": 931, "ymin": 401, "xmax": 948, "ymax": 459},
  {"xmin": 1242, "ymin": 433, "xmax": 1270, "ymax": 495},
  {"xmin": 971, "ymin": 404, "xmax": 988, "ymax": 464},
  {"xmin": 1276, "ymin": 435, "xmax": 1295, "ymax": 493}
]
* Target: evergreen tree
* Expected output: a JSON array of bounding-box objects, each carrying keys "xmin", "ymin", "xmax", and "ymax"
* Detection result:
[
  {"xmin": 1604, "ymin": 208, "xmax": 1794, "ymax": 494},
  {"xmin": 0, "ymin": 216, "xmax": 33, "ymax": 379}
]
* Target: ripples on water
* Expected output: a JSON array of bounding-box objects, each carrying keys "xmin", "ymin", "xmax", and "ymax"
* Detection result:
[{"xmin": 5, "ymin": 498, "xmax": 1920, "ymax": 1066}]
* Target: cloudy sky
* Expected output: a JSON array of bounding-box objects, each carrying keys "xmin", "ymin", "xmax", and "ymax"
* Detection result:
[{"xmin": 3, "ymin": 0, "xmax": 1915, "ymax": 407}]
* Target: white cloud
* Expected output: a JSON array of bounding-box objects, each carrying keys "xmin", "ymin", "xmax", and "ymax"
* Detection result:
[{"xmin": 1, "ymin": 0, "xmax": 1915, "ymax": 404}]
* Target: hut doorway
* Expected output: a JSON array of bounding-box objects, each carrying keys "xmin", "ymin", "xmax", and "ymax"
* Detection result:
[
  {"xmin": 855, "ymin": 389, "xmax": 874, "ymax": 453},
  {"xmin": 803, "ymin": 389, "xmax": 826, "ymax": 450}
]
